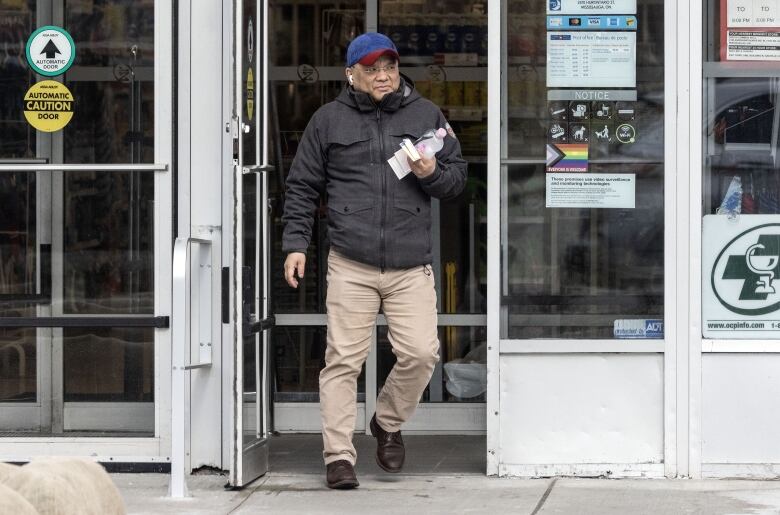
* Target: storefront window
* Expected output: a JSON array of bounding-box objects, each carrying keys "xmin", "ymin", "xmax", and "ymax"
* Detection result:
[
  {"xmin": 378, "ymin": 326, "xmax": 487, "ymax": 402},
  {"xmin": 272, "ymin": 326, "xmax": 366, "ymax": 402},
  {"xmin": 701, "ymin": 1, "xmax": 780, "ymax": 339},
  {"xmin": 0, "ymin": 0, "xmax": 156, "ymax": 433},
  {"xmin": 500, "ymin": 0, "xmax": 665, "ymax": 340},
  {"xmin": 269, "ymin": 0, "xmax": 488, "ymax": 405}
]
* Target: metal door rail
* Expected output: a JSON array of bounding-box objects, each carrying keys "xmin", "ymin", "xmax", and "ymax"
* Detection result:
[
  {"xmin": 0, "ymin": 164, "xmax": 168, "ymax": 173},
  {"xmin": 170, "ymin": 236, "xmax": 215, "ymax": 498},
  {"xmin": 0, "ymin": 316, "xmax": 169, "ymax": 328}
]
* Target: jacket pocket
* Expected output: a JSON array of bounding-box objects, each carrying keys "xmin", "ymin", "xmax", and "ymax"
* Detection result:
[
  {"xmin": 327, "ymin": 199, "xmax": 376, "ymax": 257},
  {"xmin": 394, "ymin": 197, "xmax": 426, "ymax": 217},
  {"xmin": 328, "ymin": 199, "xmax": 374, "ymax": 216},
  {"xmin": 392, "ymin": 197, "xmax": 432, "ymax": 257},
  {"xmin": 329, "ymin": 128, "xmax": 372, "ymax": 165},
  {"xmin": 389, "ymin": 130, "xmax": 423, "ymax": 160}
]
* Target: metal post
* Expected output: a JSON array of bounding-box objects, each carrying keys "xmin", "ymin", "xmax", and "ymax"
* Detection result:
[{"xmin": 169, "ymin": 238, "xmax": 190, "ymax": 498}]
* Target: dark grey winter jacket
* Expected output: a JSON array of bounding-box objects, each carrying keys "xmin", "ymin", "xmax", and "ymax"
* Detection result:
[{"xmin": 281, "ymin": 77, "xmax": 467, "ymax": 269}]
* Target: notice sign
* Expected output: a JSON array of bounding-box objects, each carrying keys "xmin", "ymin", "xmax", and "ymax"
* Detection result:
[
  {"xmin": 721, "ymin": 0, "xmax": 780, "ymax": 60},
  {"xmin": 23, "ymin": 80, "xmax": 74, "ymax": 132},
  {"xmin": 703, "ymin": 215, "xmax": 780, "ymax": 338},
  {"xmin": 725, "ymin": 0, "xmax": 780, "ymax": 27},
  {"xmin": 25, "ymin": 25, "xmax": 75, "ymax": 77},
  {"xmin": 726, "ymin": 30, "xmax": 780, "ymax": 60},
  {"xmin": 546, "ymin": 173, "xmax": 635, "ymax": 208},
  {"xmin": 547, "ymin": 32, "xmax": 636, "ymax": 88},
  {"xmin": 547, "ymin": 0, "xmax": 637, "ymax": 14}
]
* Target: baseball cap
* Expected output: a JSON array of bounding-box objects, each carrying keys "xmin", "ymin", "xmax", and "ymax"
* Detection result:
[{"xmin": 346, "ymin": 33, "xmax": 400, "ymax": 67}]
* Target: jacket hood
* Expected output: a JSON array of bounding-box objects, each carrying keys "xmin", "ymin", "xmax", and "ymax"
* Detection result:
[{"xmin": 336, "ymin": 74, "xmax": 421, "ymax": 113}]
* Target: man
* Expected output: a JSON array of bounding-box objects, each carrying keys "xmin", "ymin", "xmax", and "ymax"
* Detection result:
[{"xmin": 282, "ymin": 32, "xmax": 467, "ymax": 489}]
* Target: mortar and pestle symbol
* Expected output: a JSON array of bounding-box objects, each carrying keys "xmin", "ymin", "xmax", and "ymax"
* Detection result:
[{"xmin": 746, "ymin": 243, "xmax": 779, "ymax": 294}]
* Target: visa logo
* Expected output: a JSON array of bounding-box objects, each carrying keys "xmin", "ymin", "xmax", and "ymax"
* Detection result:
[{"xmin": 588, "ymin": 17, "xmax": 601, "ymax": 26}]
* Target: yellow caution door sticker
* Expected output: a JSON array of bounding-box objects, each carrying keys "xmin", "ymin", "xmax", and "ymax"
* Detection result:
[{"xmin": 23, "ymin": 80, "xmax": 74, "ymax": 132}]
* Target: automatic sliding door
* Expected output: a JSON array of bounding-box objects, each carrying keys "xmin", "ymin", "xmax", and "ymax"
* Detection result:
[{"xmin": 0, "ymin": 0, "xmax": 161, "ymax": 436}]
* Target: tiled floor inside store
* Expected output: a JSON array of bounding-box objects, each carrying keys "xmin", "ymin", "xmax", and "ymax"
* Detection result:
[{"xmin": 269, "ymin": 434, "xmax": 486, "ymax": 475}]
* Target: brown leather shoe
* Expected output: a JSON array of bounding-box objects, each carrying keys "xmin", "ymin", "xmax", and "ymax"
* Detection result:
[
  {"xmin": 369, "ymin": 414, "xmax": 405, "ymax": 473},
  {"xmin": 326, "ymin": 460, "xmax": 359, "ymax": 489}
]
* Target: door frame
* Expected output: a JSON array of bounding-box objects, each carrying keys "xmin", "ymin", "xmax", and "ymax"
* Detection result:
[
  {"xmin": 486, "ymin": 0, "xmax": 686, "ymax": 477},
  {"xmin": 226, "ymin": 0, "xmax": 273, "ymax": 488}
]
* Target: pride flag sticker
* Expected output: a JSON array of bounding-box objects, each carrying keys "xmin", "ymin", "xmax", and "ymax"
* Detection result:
[{"xmin": 546, "ymin": 143, "xmax": 588, "ymax": 172}]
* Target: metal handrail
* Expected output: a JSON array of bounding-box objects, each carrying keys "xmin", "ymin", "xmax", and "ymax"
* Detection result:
[
  {"xmin": 170, "ymin": 235, "xmax": 214, "ymax": 499},
  {"xmin": 0, "ymin": 164, "xmax": 168, "ymax": 172}
]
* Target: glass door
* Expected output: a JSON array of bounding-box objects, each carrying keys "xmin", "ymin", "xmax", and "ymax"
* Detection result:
[
  {"xmin": 0, "ymin": 0, "xmax": 162, "ymax": 436},
  {"xmin": 229, "ymin": 0, "xmax": 273, "ymax": 487}
]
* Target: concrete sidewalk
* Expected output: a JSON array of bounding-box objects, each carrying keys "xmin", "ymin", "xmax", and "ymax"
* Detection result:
[{"xmin": 117, "ymin": 473, "xmax": 780, "ymax": 514}]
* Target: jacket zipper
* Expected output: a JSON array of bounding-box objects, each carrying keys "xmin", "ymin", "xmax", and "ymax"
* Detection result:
[{"xmin": 377, "ymin": 107, "xmax": 386, "ymax": 272}]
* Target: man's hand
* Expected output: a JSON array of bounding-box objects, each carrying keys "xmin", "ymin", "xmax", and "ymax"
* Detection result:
[
  {"xmin": 409, "ymin": 155, "xmax": 436, "ymax": 179},
  {"xmin": 284, "ymin": 252, "xmax": 306, "ymax": 288}
]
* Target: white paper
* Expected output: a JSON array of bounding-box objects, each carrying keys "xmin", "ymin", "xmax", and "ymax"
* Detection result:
[
  {"xmin": 727, "ymin": 30, "xmax": 780, "ymax": 60},
  {"xmin": 547, "ymin": 32, "xmax": 636, "ymax": 88},
  {"xmin": 545, "ymin": 173, "xmax": 635, "ymax": 208},
  {"xmin": 727, "ymin": 0, "xmax": 780, "ymax": 27},
  {"xmin": 703, "ymin": 215, "xmax": 780, "ymax": 338},
  {"xmin": 547, "ymin": 0, "xmax": 637, "ymax": 14},
  {"xmin": 388, "ymin": 148, "xmax": 412, "ymax": 180}
]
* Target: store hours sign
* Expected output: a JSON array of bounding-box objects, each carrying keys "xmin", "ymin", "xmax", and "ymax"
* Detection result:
[{"xmin": 703, "ymin": 215, "xmax": 780, "ymax": 338}]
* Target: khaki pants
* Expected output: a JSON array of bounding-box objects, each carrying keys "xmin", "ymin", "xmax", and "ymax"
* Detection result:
[{"xmin": 320, "ymin": 250, "xmax": 440, "ymax": 465}]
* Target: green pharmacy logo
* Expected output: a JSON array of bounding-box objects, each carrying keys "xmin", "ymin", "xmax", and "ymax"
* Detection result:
[{"xmin": 712, "ymin": 224, "xmax": 780, "ymax": 316}]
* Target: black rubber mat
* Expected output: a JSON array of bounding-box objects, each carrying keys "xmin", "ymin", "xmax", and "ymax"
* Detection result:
[{"xmin": 269, "ymin": 434, "xmax": 486, "ymax": 475}]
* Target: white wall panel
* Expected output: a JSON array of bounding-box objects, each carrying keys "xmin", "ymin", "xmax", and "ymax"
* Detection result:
[
  {"xmin": 702, "ymin": 354, "xmax": 780, "ymax": 464},
  {"xmin": 181, "ymin": 0, "xmax": 226, "ymax": 471},
  {"xmin": 499, "ymin": 354, "xmax": 664, "ymax": 465}
]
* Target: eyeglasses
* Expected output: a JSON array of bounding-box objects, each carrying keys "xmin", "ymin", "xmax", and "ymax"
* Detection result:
[{"xmin": 359, "ymin": 63, "xmax": 398, "ymax": 77}]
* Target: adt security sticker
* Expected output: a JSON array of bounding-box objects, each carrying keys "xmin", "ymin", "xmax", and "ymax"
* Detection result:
[
  {"xmin": 23, "ymin": 80, "xmax": 74, "ymax": 132},
  {"xmin": 614, "ymin": 319, "xmax": 664, "ymax": 339},
  {"xmin": 26, "ymin": 26, "xmax": 75, "ymax": 77}
]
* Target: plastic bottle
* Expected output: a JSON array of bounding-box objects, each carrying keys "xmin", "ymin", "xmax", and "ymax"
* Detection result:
[{"xmin": 415, "ymin": 128, "xmax": 447, "ymax": 159}]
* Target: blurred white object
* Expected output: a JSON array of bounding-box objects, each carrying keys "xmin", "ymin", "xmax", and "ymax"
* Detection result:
[{"xmin": 443, "ymin": 342, "xmax": 487, "ymax": 398}]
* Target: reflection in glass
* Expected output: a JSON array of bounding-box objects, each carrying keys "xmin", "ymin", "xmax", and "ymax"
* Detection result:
[
  {"xmin": 64, "ymin": 171, "xmax": 154, "ymax": 314},
  {"xmin": 269, "ymin": 0, "xmax": 365, "ymax": 314},
  {"xmin": 272, "ymin": 326, "xmax": 366, "ymax": 402},
  {"xmin": 65, "ymin": 0, "xmax": 155, "ymax": 164},
  {"xmin": 0, "ymin": 171, "xmax": 38, "ymax": 403},
  {"xmin": 501, "ymin": 1, "xmax": 665, "ymax": 339},
  {"xmin": 377, "ymin": 326, "xmax": 487, "ymax": 403},
  {"xmin": 0, "ymin": 326, "xmax": 36, "ymax": 403},
  {"xmin": 0, "ymin": 10, "xmax": 35, "ymax": 158},
  {"xmin": 63, "ymin": 328, "xmax": 154, "ymax": 404}
]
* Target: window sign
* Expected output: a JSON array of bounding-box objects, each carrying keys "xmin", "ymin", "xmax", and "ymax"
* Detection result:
[
  {"xmin": 703, "ymin": 215, "xmax": 780, "ymax": 338},
  {"xmin": 547, "ymin": 0, "xmax": 637, "ymax": 15},
  {"xmin": 545, "ymin": 173, "xmax": 635, "ymax": 208},
  {"xmin": 721, "ymin": 0, "xmax": 780, "ymax": 60},
  {"xmin": 547, "ymin": 15, "xmax": 637, "ymax": 30},
  {"xmin": 547, "ymin": 32, "xmax": 637, "ymax": 88}
]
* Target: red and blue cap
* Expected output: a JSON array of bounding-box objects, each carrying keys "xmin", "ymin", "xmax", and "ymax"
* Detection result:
[{"xmin": 346, "ymin": 33, "xmax": 400, "ymax": 67}]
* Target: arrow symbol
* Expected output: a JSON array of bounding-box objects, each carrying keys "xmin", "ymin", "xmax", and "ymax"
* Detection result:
[
  {"xmin": 546, "ymin": 144, "xmax": 565, "ymax": 168},
  {"xmin": 41, "ymin": 39, "xmax": 61, "ymax": 59}
]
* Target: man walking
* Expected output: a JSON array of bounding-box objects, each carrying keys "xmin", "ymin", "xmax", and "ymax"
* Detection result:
[{"xmin": 282, "ymin": 32, "xmax": 467, "ymax": 489}]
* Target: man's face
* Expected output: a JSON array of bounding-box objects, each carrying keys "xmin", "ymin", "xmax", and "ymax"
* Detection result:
[{"xmin": 347, "ymin": 55, "xmax": 400, "ymax": 102}]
